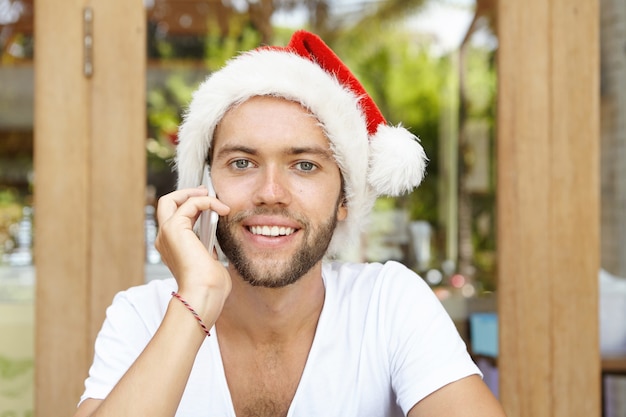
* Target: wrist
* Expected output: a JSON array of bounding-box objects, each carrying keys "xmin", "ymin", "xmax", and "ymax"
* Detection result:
[
  {"xmin": 171, "ymin": 291, "xmax": 211, "ymax": 337},
  {"xmin": 173, "ymin": 280, "xmax": 231, "ymax": 329}
]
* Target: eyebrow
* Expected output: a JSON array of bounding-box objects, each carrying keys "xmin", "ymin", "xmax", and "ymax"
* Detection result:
[{"xmin": 214, "ymin": 144, "xmax": 334, "ymax": 161}]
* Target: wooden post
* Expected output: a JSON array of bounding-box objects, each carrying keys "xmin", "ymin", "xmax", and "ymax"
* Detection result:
[
  {"xmin": 497, "ymin": 0, "xmax": 600, "ymax": 416},
  {"xmin": 88, "ymin": 0, "xmax": 146, "ymax": 346},
  {"xmin": 34, "ymin": 0, "xmax": 145, "ymax": 415}
]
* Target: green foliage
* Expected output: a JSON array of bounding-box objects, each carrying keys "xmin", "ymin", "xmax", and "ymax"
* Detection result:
[
  {"xmin": 0, "ymin": 188, "xmax": 26, "ymax": 261},
  {"xmin": 204, "ymin": 21, "xmax": 263, "ymax": 71},
  {"xmin": 0, "ymin": 356, "xmax": 33, "ymax": 381},
  {"xmin": 463, "ymin": 47, "xmax": 497, "ymax": 118},
  {"xmin": 462, "ymin": 45, "xmax": 498, "ymax": 289},
  {"xmin": 146, "ymin": 74, "xmax": 195, "ymax": 169},
  {"xmin": 0, "ymin": 355, "xmax": 33, "ymax": 398}
]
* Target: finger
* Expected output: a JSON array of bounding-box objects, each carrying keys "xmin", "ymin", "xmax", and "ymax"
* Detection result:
[
  {"xmin": 174, "ymin": 195, "xmax": 230, "ymax": 221},
  {"xmin": 158, "ymin": 198, "xmax": 230, "ymax": 235},
  {"xmin": 156, "ymin": 187, "xmax": 208, "ymax": 221}
]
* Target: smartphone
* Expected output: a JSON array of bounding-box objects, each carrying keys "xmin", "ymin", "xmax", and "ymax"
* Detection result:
[{"xmin": 199, "ymin": 164, "xmax": 219, "ymax": 254}]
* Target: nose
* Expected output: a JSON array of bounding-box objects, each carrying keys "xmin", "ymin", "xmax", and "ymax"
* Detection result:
[{"xmin": 251, "ymin": 166, "xmax": 292, "ymax": 207}]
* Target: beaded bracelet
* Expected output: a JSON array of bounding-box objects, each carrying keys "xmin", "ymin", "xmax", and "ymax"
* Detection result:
[{"xmin": 171, "ymin": 291, "xmax": 211, "ymax": 337}]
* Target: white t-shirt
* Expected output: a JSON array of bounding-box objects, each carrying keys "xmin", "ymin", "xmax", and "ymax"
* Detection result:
[{"xmin": 80, "ymin": 261, "xmax": 480, "ymax": 416}]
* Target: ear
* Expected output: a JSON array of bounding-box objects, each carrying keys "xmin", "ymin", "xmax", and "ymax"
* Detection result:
[{"xmin": 337, "ymin": 199, "xmax": 348, "ymax": 222}]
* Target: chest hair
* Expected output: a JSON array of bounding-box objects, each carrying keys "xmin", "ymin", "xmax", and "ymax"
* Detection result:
[{"xmin": 223, "ymin": 344, "xmax": 308, "ymax": 417}]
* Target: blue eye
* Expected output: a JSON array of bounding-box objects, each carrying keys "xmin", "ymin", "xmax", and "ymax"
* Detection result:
[
  {"xmin": 233, "ymin": 159, "xmax": 250, "ymax": 169},
  {"xmin": 297, "ymin": 161, "xmax": 316, "ymax": 172}
]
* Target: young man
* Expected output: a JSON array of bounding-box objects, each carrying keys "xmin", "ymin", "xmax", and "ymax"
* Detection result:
[{"xmin": 74, "ymin": 31, "xmax": 506, "ymax": 417}]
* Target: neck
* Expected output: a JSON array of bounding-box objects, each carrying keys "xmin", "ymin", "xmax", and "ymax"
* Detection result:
[{"xmin": 217, "ymin": 263, "xmax": 326, "ymax": 345}]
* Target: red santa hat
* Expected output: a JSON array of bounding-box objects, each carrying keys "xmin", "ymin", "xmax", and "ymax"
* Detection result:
[{"xmin": 176, "ymin": 30, "xmax": 427, "ymax": 256}]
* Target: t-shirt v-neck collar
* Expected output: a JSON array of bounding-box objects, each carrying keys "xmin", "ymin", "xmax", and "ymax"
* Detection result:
[{"xmin": 209, "ymin": 267, "xmax": 333, "ymax": 417}]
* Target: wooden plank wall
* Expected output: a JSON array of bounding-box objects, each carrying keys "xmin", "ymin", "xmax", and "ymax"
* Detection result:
[
  {"xmin": 497, "ymin": 0, "xmax": 600, "ymax": 416},
  {"xmin": 34, "ymin": 0, "xmax": 146, "ymax": 415}
]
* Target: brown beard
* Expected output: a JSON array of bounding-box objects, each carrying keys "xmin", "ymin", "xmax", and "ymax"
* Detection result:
[{"xmin": 216, "ymin": 206, "xmax": 338, "ymax": 288}]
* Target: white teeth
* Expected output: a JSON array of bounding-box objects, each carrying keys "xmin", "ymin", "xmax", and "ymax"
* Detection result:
[{"xmin": 250, "ymin": 226, "xmax": 295, "ymax": 237}]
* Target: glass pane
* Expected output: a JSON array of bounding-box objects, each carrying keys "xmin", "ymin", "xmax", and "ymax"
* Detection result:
[{"xmin": 0, "ymin": 0, "xmax": 35, "ymax": 415}]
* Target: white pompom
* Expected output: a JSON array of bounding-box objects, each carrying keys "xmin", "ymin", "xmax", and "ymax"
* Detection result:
[{"xmin": 367, "ymin": 124, "xmax": 428, "ymax": 196}]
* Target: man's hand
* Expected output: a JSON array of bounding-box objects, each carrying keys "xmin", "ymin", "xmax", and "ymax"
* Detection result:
[{"xmin": 155, "ymin": 187, "xmax": 232, "ymax": 325}]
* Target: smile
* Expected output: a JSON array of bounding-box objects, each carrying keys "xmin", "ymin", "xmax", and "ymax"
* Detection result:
[{"xmin": 249, "ymin": 225, "xmax": 296, "ymax": 237}]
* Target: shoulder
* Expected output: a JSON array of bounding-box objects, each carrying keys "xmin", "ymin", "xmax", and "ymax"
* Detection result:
[
  {"xmin": 320, "ymin": 260, "xmax": 439, "ymax": 329},
  {"xmin": 322, "ymin": 260, "xmax": 430, "ymax": 297},
  {"xmin": 92, "ymin": 278, "xmax": 179, "ymax": 359},
  {"xmin": 104, "ymin": 278, "xmax": 178, "ymax": 330}
]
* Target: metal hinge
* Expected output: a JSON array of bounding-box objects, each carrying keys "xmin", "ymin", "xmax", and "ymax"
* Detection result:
[{"xmin": 83, "ymin": 7, "xmax": 93, "ymax": 77}]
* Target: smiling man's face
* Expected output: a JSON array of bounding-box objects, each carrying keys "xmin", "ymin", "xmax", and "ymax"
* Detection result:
[{"xmin": 209, "ymin": 96, "xmax": 347, "ymax": 288}]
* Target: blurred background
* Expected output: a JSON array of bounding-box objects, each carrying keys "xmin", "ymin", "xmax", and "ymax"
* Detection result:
[{"xmin": 1, "ymin": 0, "xmax": 624, "ymax": 415}]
